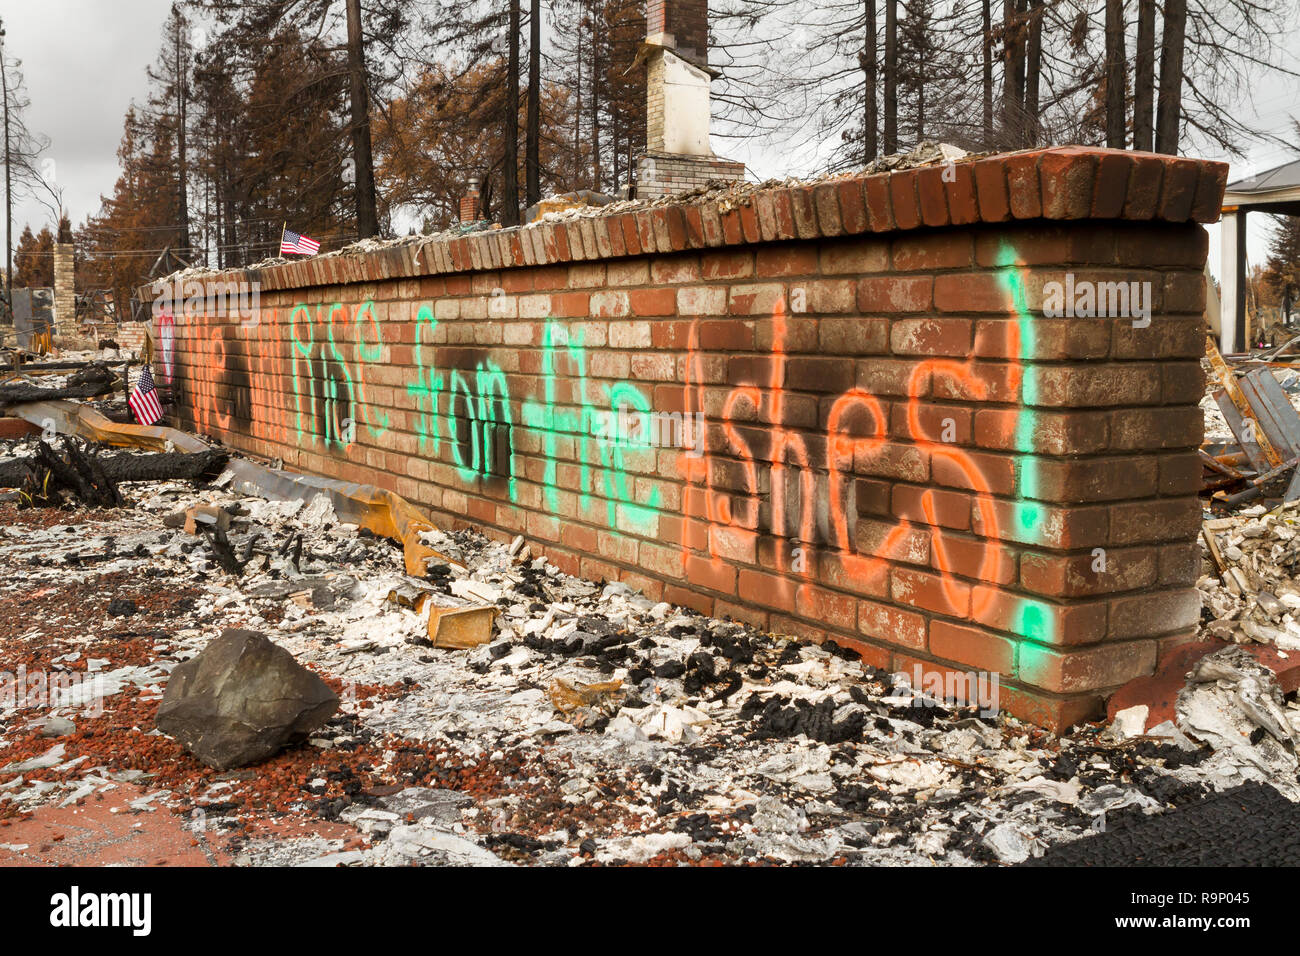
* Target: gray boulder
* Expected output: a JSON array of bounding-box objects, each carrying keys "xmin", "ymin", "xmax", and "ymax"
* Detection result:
[{"xmin": 156, "ymin": 628, "xmax": 338, "ymax": 769}]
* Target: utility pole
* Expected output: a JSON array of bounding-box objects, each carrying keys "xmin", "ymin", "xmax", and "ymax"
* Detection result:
[{"xmin": 0, "ymin": 19, "xmax": 11, "ymax": 322}]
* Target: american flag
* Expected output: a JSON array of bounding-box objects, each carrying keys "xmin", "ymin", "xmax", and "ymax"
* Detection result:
[
  {"xmin": 129, "ymin": 365, "xmax": 164, "ymax": 426},
  {"xmin": 280, "ymin": 228, "xmax": 321, "ymax": 256}
]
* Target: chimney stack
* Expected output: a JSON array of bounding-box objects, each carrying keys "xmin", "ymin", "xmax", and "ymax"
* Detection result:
[
  {"xmin": 459, "ymin": 176, "xmax": 481, "ymax": 223},
  {"xmin": 637, "ymin": 0, "xmax": 744, "ymax": 201},
  {"xmin": 646, "ymin": 0, "xmax": 707, "ymax": 65}
]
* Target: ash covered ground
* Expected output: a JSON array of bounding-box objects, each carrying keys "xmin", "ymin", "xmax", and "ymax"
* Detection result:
[{"xmin": 1, "ymin": 431, "xmax": 1298, "ymax": 866}]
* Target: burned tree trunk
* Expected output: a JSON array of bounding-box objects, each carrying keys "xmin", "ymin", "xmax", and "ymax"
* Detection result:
[
  {"xmin": 1133, "ymin": 0, "xmax": 1157, "ymax": 152},
  {"xmin": 1002, "ymin": 0, "xmax": 1026, "ymax": 144},
  {"xmin": 0, "ymin": 447, "xmax": 228, "ymax": 495},
  {"xmin": 1155, "ymin": 0, "xmax": 1187, "ymax": 154},
  {"xmin": 863, "ymin": 0, "xmax": 878, "ymax": 162},
  {"xmin": 981, "ymin": 0, "xmax": 993, "ymax": 147},
  {"xmin": 345, "ymin": 0, "xmax": 379, "ymax": 238},
  {"xmin": 503, "ymin": 0, "xmax": 522, "ymax": 226},
  {"xmin": 1104, "ymin": 0, "xmax": 1127, "ymax": 149},
  {"xmin": 1024, "ymin": 0, "xmax": 1042, "ymax": 146},
  {"xmin": 0, "ymin": 362, "xmax": 118, "ymax": 404},
  {"xmin": 61, "ymin": 437, "xmax": 125, "ymax": 508},
  {"xmin": 526, "ymin": 0, "xmax": 541, "ymax": 208},
  {"xmin": 884, "ymin": 0, "xmax": 898, "ymax": 154}
]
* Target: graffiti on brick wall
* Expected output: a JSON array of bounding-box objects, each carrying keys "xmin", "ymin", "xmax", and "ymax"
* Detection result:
[
  {"xmin": 676, "ymin": 301, "xmax": 1005, "ymax": 622},
  {"xmin": 674, "ymin": 245, "xmax": 1054, "ymax": 652},
  {"xmin": 289, "ymin": 301, "xmax": 390, "ymax": 450},
  {"xmin": 408, "ymin": 305, "xmax": 517, "ymax": 489},
  {"xmin": 406, "ymin": 310, "xmax": 662, "ymax": 526},
  {"xmin": 156, "ymin": 311, "xmax": 175, "ymax": 384},
  {"xmin": 172, "ymin": 249, "xmax": 1058, "ymax": 656},
  {"xmin": 993, "ymin": 244, "xmax": 1054, "ymax": 656},
  {"xmin": 169, "ymin": 309, "xmax": 258, "ymax": 440},
  {"xmin": 515, "ymin": 320, "xmax": 663, "ymax": 530}
]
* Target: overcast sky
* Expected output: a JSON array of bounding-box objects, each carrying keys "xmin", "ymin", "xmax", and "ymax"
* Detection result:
[
  {"xmin": 2, "ymin": 0, "xmax": 174, "ymax": 240},
  {"xmin": 1, "ymin": 0, "xmax": 1296, "ymax": 281}
]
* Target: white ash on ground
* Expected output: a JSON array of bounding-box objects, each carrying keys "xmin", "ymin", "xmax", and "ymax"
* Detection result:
[
  {"xmin": 1174, "ymin": 647, "xmax": 1299, "ymax": 800},
  {"xmin": 0, "ymin": 452, "xmax": 1296, "ymax": 866},
  {"xmin": 1199, "ymin": 502, "xmax": 1300, "ymax": 650}
]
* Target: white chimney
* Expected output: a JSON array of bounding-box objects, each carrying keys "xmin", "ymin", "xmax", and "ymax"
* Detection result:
[{"xmin": 636, "ymin": 0, "xmax": 745, "ymax": 201}]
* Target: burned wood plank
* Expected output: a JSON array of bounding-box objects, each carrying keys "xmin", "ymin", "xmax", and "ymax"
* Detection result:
[
  {"xmin": 1206, "ymin": 336, "xmax": 1286, "ymax": 470},
  {"xmin": 1199, "ymin": 448, "xmax": 1246, "ymax": 480},
  {"xmin": 1212, "ymin": 456, "xmax": 1300, "ymax": 508}
]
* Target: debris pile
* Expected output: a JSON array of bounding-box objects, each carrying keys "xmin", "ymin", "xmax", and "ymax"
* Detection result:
[
  {"xmin": 0, "ymin": 326, "xmax": 1298, "ymax": 865},
  {"xmin": 1175, "ymin": 647, "xmax": 1298, "ymax": 798},
  {"xmin": 1202, "ymin": 338, "xmax": 1300, "ymax": 507},
  {"xmin": 1198, "ymin": 503, "xmax": 1300, "ymax": 649},
  {"xmin": 1, "ymin": 456, "xmax": 1292, "ymax": 867}
]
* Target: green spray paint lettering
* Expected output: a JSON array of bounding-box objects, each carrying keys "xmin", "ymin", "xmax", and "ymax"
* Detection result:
[
  {"xmin": 518, "ymin": 318, "xmax": 661, "ymax": 529},
  {"xmin": 288, "ymin": 300, "xmax": 389, "ymax": 450},
  {"xmin": 324, "ymin": 303, "xmax": 359, "ymax": 449},
  {"xmin": 475, "ymin": 362, "xmax": 517, "ymax": 499},
  {"xmin": 408, "ymin": 305, "xmax": 443, "ymax": 451},
  {"xmin": 353, "ymin": 301, "xmax": 390, "ymax": 439},
  {"xmin": 995, "ymin": 242, "xmax": 1054, "ymax": 645},
  {"xmin": 603, "ymin": 382, "xmax": 662, "ymax": 531},
  {"xmin": 289, "ymin": 303, "xmax": 316, "ymax": 445}
]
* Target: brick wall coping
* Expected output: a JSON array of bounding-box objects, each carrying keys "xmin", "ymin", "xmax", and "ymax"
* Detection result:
[{"xmin": 141, "ymin": 146, "xmax": 1228, "ymax": 301}]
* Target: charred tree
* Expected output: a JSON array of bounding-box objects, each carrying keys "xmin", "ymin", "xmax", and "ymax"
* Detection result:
[
  {"xmin": 1024, "ymin": 0, "xmax": 1042, "ymax": 146},
  {"xmin": 884, "ymin": 0, "xmax": 898, "ymax": 153},
  {"xmin": 1133, "ymin": 0, "xmax": 1156, "ymax": 152},
  {"xmin": 0, "ymin": 447, "xmax": 228, "ymax": 493},
  {"xmin": 981, "ymin": 0, "xmax": 993, "ymax": 147},
  {"xmin": 1155, "ymin": 0, "xmax": 1187, "ymax": 154},
  {"xmin": 1104, "ymin": 0, "xmax": 1126, "ymax": 148},
  {"xmin": 503, "ymin": 0, "xmax": 522, "ymax": 224},
  {"xmin": 346, "ymin": 0, "xmax": 380, "ymax": 238},
  {"xmin": 526, "ymin": 0, "xmax": 541, "ymax": 207},
  {"xmin": 863, "ymin": 0, "xmax": 878, "ymax": 162}
]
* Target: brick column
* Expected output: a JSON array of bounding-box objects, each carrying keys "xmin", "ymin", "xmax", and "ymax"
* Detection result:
[{"xmin": 53, "ymin": 242, "xmax": 76, "ymax": 333}]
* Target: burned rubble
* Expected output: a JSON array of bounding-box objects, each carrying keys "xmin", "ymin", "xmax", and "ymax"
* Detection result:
[{"xmin": 1, "ymin": 419, "xmax": 1297, "ymax": 867}]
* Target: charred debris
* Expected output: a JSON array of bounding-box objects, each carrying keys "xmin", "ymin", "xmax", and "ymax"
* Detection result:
[{"xmin": 0, "ymin": 346, "xmax": 1297, "ymax": 867}]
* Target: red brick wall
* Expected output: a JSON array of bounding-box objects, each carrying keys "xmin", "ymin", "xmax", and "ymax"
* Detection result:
[{"xmin": 142, "ymin": 147, "xmax": 1227, "ymax": 730}]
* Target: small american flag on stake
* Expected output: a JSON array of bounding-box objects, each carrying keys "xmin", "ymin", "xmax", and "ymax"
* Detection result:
[
  {"xmin": 280, "ymin": 226, "xmax": 321, "ymax": 256},
  {"xmin": 129, "ymin": 366, "xmax": 164, "ymax": 426}
]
